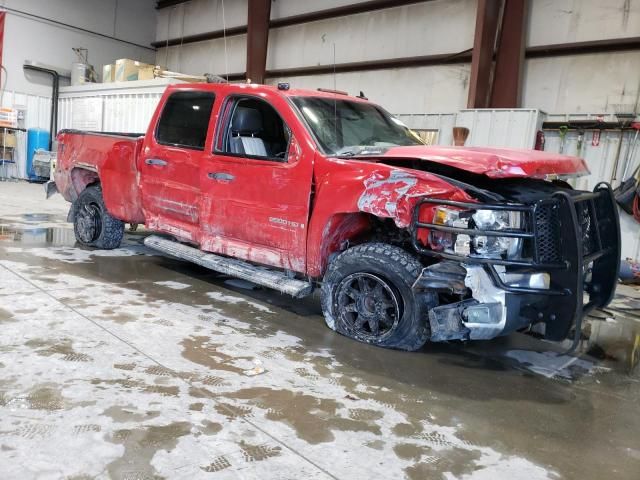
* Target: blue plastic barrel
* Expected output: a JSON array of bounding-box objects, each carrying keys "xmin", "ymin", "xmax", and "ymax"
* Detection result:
[{"xmin": 27, "ymin": 128, "xmax": 50, "ymax": 180}]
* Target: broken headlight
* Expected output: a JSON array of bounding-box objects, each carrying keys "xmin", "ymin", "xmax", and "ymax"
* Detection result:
[
  {"xmin": 430, "ymin": 207, "xmax": 471, "ymax": 256},
  {"xmin": 430, "ymin": 207, "xmax": 522, "ymax": 259},
  {"xmin": 471, "ymin": 210, "xmax": 522, "ymax": 258}
]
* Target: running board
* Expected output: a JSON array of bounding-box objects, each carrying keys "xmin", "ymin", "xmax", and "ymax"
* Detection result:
[{"xmin": 144, "ymin": 235, "xmax": 313, "ymax": 298}]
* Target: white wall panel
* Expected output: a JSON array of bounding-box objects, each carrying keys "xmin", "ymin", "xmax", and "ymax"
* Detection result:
[
  {"xmin": 156, "ymin": 34, "xmax": 247, "ymax": 75},
  {"xmin": 58, "ymin": 79, "xmax": 183, "ymax": 134},
  {"xmin": 1, "ymin": 92, "xmax": 51, "ymax": 131},
  {"xmin": 101, "ymin": 94, "xmax": 163, "ymax": 134},
  {"xmin": 271, "ymin": 0, "xmax": 374, "ymax": 19},
  {"xmin": 152, "ymin": 0, "xmax": 639, "ymax": 116},
  {"xmin": 528, "ymin": 0, "xmax": 640, "ymax": 46},
  {"xmin": 3, "ymin": 0, "xmax": 140, "ymax": 43},
  {"xmin": 0, "ymin": 90, "xmax": 52, "ymax": 179},
  {"xmin": 114, "ymin": 0, "xmax": 159, "ymax": 47},
  {"xmin": 3, "ymin": 6, "xmax": 156, "ymax": 96},
  {"xmin": 522, "ymin": 51, "xmax": 640, "ymax": 113},
  {"xmin": 455, "ymin": 109, "xmax": 545, "ymax": 149},
  {"xmin": 543, "ymin": 129, "xmax": 639, "ymax": 191},
  {"xmin": 394, "ymin": 113, "xmax": 457, "ymax": 145},
  {"xmin": 155, "ymin": 0, "xmax": 247, "ymax": 42},
  {"xmin": 268, "ymin": 64, "xmax": 471, "ymax": 115},
  {"xmin": 543, "ymin": 128, "xmax": 640, "ymax": 260},
  {"xmin": 267, "ymin": 0, "xmax": 475, "ymax": 70}
]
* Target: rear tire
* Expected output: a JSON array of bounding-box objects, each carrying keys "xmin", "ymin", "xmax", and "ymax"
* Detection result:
[
  {"xmin": 321, "ymin": 243, "xmax": 436, "ymax": 351},
  {"xmin": 73, "ymin": 184, "xmax": 124, "ymax": 249}
]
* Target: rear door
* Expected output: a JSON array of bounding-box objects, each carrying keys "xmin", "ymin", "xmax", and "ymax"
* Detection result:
[
  {"xmin": 199, "ymin": 92, "xmax": 313, "ymax": 272},
  {"xmin": 138, "ymin": 90, "xmax": 216, "ymax": 243}
]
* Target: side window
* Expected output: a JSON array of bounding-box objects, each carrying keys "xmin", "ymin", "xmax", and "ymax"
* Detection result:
[
  {"xmin": 156, "ymin": 91, "xmax": 215, "ymax": 150},
  {"xmin": 218, "ymin": 97, "xmax": 290, "ymax": 161}
]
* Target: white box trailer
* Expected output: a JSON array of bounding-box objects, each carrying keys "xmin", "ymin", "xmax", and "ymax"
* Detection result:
[{"xmin": 58, "ymin": 78, "xmax": 185, "ymax": 134}]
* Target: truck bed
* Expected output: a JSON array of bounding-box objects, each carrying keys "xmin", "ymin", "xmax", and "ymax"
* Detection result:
[{"xmin": 55, "ymin": 130, "xmax": 146, "ymax": 224}]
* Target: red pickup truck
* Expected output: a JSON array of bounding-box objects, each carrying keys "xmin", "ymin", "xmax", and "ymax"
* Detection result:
[{"xmin": 50, "ymin": 82, "xmax": 620, "ymax": 351}]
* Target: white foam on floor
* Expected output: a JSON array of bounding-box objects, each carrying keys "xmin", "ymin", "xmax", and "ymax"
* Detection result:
[
  {"xmin": 153, "ymin": 280, "xmax": 191, "ymax": 290},
  {"xmin": 206, "ymin": 290, "xmax": 274, "ymax": 313},
  {"xmin": 6, "ymin": 245, "xmax": 147, "ymax": 263}
]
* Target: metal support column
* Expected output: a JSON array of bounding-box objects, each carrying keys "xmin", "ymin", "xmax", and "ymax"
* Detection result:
[
  {"xmin": 467, "ymin": 0, "xmax": 502, "ymax": 108},
  {"xmin": 490, "ymin": 0, "xmax": 527, "ymax": 107},
  {"xmin": 246, "ymin": 0, "xmax": 271, "ymax": 84}
]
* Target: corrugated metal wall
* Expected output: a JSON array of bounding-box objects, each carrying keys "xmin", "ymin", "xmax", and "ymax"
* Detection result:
[
  {"xmin": 0, "ymin": 90, "xmax": 52, "ymax": 179},
  {"xmin": 58, "ymin": 93, "xmax": 163, "ymax": 134},
  {"xmin": 58, "ymin": 79, "xmax": 183, "ymax": 134},
  {"xmin": 543, "ymin": 128, "xmax": 640, "ymax": 262},
  {"xmin": 1, "ymin": 81, "xmax": 179, "ymax": 179}
]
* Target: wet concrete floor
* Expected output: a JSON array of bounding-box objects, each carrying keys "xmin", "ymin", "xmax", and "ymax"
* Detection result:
[{"xmin": 0, "ymin": 182, "xmax": 639, "ymax": 479}]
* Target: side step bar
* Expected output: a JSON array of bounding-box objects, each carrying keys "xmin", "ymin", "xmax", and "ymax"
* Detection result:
[{"xmin": 144, "ymin": 235, "xmax": 313, "ymax": 298}]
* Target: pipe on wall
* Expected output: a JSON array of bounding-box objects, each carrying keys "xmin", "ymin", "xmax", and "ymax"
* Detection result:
[{"xmin": 22, "ymin": 64, "xmax": 59, "ymax": 150}]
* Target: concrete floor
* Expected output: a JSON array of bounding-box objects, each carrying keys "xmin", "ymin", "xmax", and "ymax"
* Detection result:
[{"xmin": 0, "ymin": 182, "xmax": 639, "ymax": 480}]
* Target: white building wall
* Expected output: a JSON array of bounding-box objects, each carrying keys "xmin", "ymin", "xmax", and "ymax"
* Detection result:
[
  {"xmin": 527, "ymin": 0, "xmax": 640, "ymax": 45},
  {"xmin": 2, "ymin": 0, "xmax": 157, "ymax": 96},
  {"xmin": 522, "ymin": 0, "xmax": 640, "ymax": 113},
  {"xmin": 266, "ymin": 0, "xmax": 475, "ymax": 70},
  {"xmin": 158, "ymin": 35, "xmax": 247, "ymax": 76},
  {"xmin": 154, "ymin": 0, "xmax": 640, "ymax": 116},
  {"xmin": 155, "ymin": 0, "xmax": 247, "ymax": 43},
  {"xmin": 267, "ymin": 64, "xmax": 471, "ymax": 114},
  {"xmin": 522, "ymin": 51, "xmax": 640, "ymax": 114}
]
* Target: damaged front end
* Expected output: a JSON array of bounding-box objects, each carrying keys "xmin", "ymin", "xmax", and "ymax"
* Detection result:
[{"xmin": 411, "ymin": 183, "xmax": 621, "ymax": 346}]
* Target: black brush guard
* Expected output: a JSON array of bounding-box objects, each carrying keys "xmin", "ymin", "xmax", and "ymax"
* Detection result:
[{"xmin": 411, "ymin": 183, "xmax": 620, "ymax": 347}]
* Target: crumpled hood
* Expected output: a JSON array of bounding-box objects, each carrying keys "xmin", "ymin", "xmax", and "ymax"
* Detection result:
[{"xmin": 377, "ymin": 145, "xmax": 589, "ymax": 179}]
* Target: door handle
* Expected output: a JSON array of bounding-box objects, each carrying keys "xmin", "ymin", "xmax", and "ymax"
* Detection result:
[
  {"xmin": 208, "ymin": 172, "xmax": 235, "ymax": 182},
  {"xmin": 145, "ymin": 158, "xmax": 168, "ymax": 166}
]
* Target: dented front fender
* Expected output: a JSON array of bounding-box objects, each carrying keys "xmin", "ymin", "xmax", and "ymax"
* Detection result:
[
  {"xmin": 306, "ymin": 159, "xmax": 472, "ymax": 277},
  {"xmin": 356, "ymin": 168, "xmax": 471, "ymax": 228}
]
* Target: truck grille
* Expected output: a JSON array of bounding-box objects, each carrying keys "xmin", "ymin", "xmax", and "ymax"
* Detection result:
[
  {"xmin": 575, "ymin": 201, "xmax": 596, "ymax": 256},
  {"xmin": 535, "ymin": 199, "xmax": 598, "ymax": 263},
  {"xmin": 535, "ymin": 203, "xmax": 561, "ymax": 263}
]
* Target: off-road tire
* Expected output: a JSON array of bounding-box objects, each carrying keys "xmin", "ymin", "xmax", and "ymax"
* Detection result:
[
  {"xmin": 321, "ymin": 243, "xmax": 436, "ymax": 351},
  {"xmin": 73, "ymin": 184, "xmax": 124, "ymax": 249}
]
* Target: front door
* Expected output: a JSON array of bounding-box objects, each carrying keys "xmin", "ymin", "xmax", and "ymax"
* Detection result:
[
  {"xmin": 138, "ymin": 90, "xmax": 216, "ymax": 243},
  {"xmin": 199, "ymin": 93, "xmax": 313, "ymax": 272}
]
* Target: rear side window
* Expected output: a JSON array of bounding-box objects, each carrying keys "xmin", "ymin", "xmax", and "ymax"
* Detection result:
[{"xmin": 156, "ymin": 91, "xmax": 215, "ymax": 150}]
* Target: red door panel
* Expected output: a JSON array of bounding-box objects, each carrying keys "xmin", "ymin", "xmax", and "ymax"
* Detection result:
[
  {"xmin": 138, "ymin": 145, "xmax": 202, "ymax": 242},
  {"xmin": 138, "ymin": 90, "xmax": 216, "ymax": 244},
  {"xmin": 199, "ymin": 93, "xmax": 313, "ymax": 272}
]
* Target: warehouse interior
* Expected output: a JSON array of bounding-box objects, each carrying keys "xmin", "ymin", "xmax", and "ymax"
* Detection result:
[{"xmin": 0, "ymin": 0, "xmax": 639, "ymax": 478}]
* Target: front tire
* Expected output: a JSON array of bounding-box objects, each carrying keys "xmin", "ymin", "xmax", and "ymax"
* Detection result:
[
  {"xmin": 73, "ymin": 184, "xmax": 124, "ymax": 249},
  {"xmin": 321, "ymin": 243, "xmax": 436, "ymax": 351}
]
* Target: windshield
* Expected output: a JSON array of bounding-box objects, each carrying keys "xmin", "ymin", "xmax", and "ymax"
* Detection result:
[{"xmin": 292, "ymin": 97, "xmax": 424, "ymax": 156}]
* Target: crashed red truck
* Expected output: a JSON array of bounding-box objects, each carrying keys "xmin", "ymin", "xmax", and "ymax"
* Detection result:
[{"xmin": 48, "ymin": 82, "xmax": 621, "ymax": 351}]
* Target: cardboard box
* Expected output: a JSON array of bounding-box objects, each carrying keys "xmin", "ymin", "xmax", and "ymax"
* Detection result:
[
  {"xmin": 102, "ymin": 64, "xmax": 115, "ymax": 83},
  {"xmin": 115, "ymin": 59, "xmax": 140, "ymax": 82},
  {"xmin": 138, "ymin": 65, "xmax": 156, "ymax": 81},
  {"xmin": 0, "ymin": 131, "xmax": 16, "ymax": 148},
  {"xmin": 114, "ymin": 59, "xmax": 153, "ymax": 82}
]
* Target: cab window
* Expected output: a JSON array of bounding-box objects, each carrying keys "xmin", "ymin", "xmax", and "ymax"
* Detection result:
[
  {"xmin": 156, "ymin": 91, "xmax": 215, "ymax": 150},
  {"xmin": 217, "ymin": 96, "xmax": 290, "ymax": 161}
]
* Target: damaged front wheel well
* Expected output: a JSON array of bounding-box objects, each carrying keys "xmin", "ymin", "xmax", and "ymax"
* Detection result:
[{"xmin": 320, "ymin": 213, "xmax": 417, "ymax": 270}]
